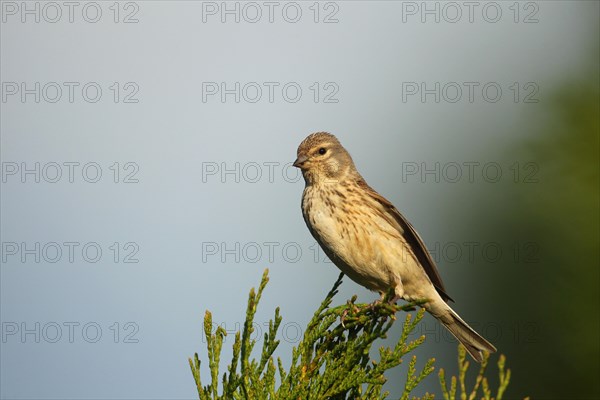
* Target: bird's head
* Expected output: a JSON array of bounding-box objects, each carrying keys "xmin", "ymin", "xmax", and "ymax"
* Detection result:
[{"xmin": 293, "ymin": 132, "xmax": 357, "ymax": 184}]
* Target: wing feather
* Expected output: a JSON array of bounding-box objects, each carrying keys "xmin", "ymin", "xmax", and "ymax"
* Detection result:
[{"xmin": 356, "ymin": 179, "xmax": 454, "ymax": 303}]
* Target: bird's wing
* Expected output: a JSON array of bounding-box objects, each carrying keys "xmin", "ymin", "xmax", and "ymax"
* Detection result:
[{"xmin": 357, "ymin": 179, "xmax": 454, "ymax": 303}]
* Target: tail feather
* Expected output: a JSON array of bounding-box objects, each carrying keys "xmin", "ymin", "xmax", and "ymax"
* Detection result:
[{"xmin": 431, "ymin": 303, "xmax": 497, "ymax": 363}]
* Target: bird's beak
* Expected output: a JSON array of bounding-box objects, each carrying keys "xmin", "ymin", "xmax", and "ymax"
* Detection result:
[{"xmin": 293, "ymin": 155, "xmax": 308, "ymax": 168}]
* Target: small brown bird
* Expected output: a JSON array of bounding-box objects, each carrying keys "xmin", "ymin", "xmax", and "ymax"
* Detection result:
[{"xmin": 294, "ymin": 132, "xmax": 496, "ymax": 362}]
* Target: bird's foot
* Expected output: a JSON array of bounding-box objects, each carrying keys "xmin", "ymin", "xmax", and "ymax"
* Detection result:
[
  {"xmin": 368, "ymin": 297, "xmax": 384, "ymax": 310},
  {"xmin": 340, "ymin": 301, "xmax": 361, "ymax": 328},
  {"xmin": 340, "ymin": 307, "xmax": 360, "ymax": 328}
]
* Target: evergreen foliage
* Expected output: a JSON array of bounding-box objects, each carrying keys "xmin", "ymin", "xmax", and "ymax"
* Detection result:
[{"xmin": 190, "ymin": 269, "xmax": 518, "ymax": 399}]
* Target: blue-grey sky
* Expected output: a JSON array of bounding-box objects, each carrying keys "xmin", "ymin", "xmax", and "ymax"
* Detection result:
[{"xmin": 1, "ymin": 1, "xmax": 598, "ymax": 398}]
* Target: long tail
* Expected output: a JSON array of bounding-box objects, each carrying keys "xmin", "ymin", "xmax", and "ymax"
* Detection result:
[{"xmin": 428, "ymin": 301, "xmax": 497, "ymax": 363}]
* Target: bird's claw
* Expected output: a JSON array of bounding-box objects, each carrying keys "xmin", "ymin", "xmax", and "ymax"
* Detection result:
[{"xmin": 340, "ymin": 304, "xmax": 361, "ymax": 328}]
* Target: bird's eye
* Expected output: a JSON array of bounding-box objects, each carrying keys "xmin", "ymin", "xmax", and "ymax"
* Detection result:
[{"xmin": 318, "ymin": 148, "xmax": 327, "ymax": 155}]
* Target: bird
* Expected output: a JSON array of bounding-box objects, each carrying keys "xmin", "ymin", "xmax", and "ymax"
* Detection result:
[{"xmin": 293, "ymin": 131, "xmax": 496, "ymax": 362}]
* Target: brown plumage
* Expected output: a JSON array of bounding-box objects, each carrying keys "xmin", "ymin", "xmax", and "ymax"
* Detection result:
[{"xmin": 294, "ymin": 132, "xmax": 496, "ymax": 362}]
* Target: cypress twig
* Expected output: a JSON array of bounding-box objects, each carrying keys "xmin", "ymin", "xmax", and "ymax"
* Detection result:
[
  {"xmin": 438, "ymin": 344, "xmax": 525, "ymax": 400},
  {"xmin": 189, "ymin": 269, "xmax": 520, "ymax": 399}
]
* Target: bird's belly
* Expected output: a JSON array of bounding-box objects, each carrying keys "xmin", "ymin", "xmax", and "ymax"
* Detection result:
[{"xmin": 305, "ymin": 198, "xmax": 396, "ymax": 292}]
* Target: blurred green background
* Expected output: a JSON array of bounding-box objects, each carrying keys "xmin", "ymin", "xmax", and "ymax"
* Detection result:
[{"xmin": 443, "ymin": 50, "xmax": 599, "ymax": 399}]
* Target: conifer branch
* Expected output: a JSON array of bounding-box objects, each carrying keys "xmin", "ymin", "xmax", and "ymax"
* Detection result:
[{"xmin": 190, "ymin": 269, "xmax": 519, "ymax": 399}]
